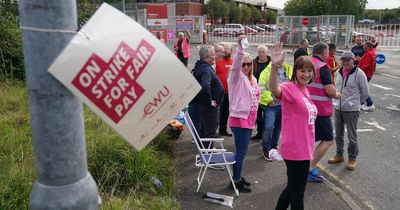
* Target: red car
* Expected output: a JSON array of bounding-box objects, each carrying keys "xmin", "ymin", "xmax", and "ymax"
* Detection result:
[{"xmin": 244, "ymin": 26, "xmax": 258, "ymax": 35}]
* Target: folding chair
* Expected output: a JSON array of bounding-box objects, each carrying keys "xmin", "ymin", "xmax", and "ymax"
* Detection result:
[{"xmin": 183, "ymin": 112, "xmax": 239, "ymax": 196}]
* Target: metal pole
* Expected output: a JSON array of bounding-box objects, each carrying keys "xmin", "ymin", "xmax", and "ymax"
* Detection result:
[
  {"xmin": 122, "ymin": 0, "xmax": 126, "ymax": 13},
  {"xmin": 18, "ymin": 1, "xmax": 100, "ymax": 209},
  {"xmin": 134, "ymin": 0, "xmax": 139, "ymax": 21}
]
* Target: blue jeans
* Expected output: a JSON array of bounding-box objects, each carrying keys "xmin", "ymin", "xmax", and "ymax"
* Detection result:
[
  {"xmin": 262, "ymin": 105, "xmax": 282, "ymax": 152},
  {"xmin": 366, "ymin": 96, "xmax": 374, "ymax": 106},
  {"xmin": 231, "ymin": 127, "xmax": 252, "ymax": 182},
  {"xmin": 188, "ymin": 103, "xmax": 201, "ymax": 132}
]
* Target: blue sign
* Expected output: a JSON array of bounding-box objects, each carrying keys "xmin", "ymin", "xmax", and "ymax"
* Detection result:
[{"xmin": 376, "ymin": 54, "xmax": 385, "ymax": 64}]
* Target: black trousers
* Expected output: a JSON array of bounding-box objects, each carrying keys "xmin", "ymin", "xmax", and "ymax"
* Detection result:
[
  {"xmin": 179, "ymin": 56, "xmax": 188, "ymax": 67},
  {"xmin": 219, "ymin": 93, "xmax": 229, "ymax": 133},
  {"xmin": 276, "ymin": 160, "xmax": 310, "ymax": 210},
  {"xmin": 196, "ymin": 104, "xmax": 219, "ymax": 149},
  {"xmin": 255, "ymin": 105, "xmax": 264, "ymax": 135}
]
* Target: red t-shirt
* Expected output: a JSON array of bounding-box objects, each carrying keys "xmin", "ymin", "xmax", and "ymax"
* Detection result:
[
  {"xmin": 326, "ymin": 54, "xmax": 336, "ymax": 81},
  {"xmin": 215, "ymin": 58, "xmax": 233, "ymax": 93}
]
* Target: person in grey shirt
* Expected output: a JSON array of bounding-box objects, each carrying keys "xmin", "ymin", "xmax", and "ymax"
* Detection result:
[{"xmin": 328, "ymin": 51, "xmax": 369, "ymax": 170}]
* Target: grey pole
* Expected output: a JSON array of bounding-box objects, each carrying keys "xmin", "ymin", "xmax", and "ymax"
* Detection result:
[
  {"xmin": 134, "ymin": 0, "xmax": 139, "ymax": 21},
  {"xmin": 18, "ymin": 1, "xmax": 100, "ymax": 209},
  {"xmin": 122, "ymin": 0, "xmax": 126, "ymax": 13}
]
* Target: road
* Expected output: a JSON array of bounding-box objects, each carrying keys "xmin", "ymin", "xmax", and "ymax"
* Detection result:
[
  {"xmin": 319, "ymin": 48, "xmax": 400, "ymax": 210},
  {"xmin": 181, "ymin": 44, "xmax": 400, "ymax": 210}
]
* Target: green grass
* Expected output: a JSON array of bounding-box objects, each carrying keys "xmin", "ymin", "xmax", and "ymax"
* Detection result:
[{"xmin": 0, "ymin": 81, "xmax": 180, "ymax": 210}]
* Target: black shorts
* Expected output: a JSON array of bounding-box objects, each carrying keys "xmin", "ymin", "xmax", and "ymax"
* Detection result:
[{"xmin": 315, "ymin": 116, "xmax": 333, "ymax": 141}]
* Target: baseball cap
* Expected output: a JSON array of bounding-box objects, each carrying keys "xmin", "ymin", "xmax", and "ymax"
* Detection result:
[{"xmin": 341, "ymin": 51, "xmax": 354, "ymax": 60}]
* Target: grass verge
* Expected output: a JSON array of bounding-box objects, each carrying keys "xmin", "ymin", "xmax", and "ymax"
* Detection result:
[{"xmin": 0, "ymin": 81, "xmax": 179, "ymax": 209}]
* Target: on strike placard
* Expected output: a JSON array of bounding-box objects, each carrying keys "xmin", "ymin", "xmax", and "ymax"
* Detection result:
[{"xmin": 48, "ymin": 3, "xmax": 200, "ymax": 150}]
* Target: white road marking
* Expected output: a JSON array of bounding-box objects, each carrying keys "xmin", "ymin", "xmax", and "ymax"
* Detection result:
[
  {"xmin": 370, "ymin": 83, "xmax": 393, "ymax": 90},
  {"xmin": 387, "ymin": 106, "xmax": 400, "ymax": 111},
  {"xmin": 333, "ymin": 128, "xmax": 374, "ymax": 133},
  {"xmin": 382, "ymin": 73, "xmax": 400, "ymax": 80},
  {"xmin": 357, "ymin": 129, "xmax": 374, "ymax": 132},
  {"xmin": 385, "ymin": 93, "xmax": 400, "ymax": 98},
  {"xmin": 363, "ymin": 120, "xmax": 387, "ymax": 131}
]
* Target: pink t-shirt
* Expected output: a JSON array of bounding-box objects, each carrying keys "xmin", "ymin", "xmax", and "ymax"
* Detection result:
[
  {"xmin": 228, "ymin": 82, "xmax": 260, "ymax": 129},
  {"xmin": 278, "ymin": 82, "xmax": 318, "ymax": 160}
]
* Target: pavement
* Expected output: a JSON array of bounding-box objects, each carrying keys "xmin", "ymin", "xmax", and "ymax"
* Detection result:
[
  {"xmin": 175, "ymin": 130, "xmax": 354, "ymax": 210},
  {"xmin": 173, "ymin": 44, "xmax": 399, "ymax": 210}
]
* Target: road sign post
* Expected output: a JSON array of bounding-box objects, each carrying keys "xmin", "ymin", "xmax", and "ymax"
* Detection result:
[{"xmin": 18, "ymin": 1, "xmax": 100, "ymax": 209}]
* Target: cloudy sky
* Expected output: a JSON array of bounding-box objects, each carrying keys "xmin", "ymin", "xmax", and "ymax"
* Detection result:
[{"xmin": 268, "ymin": 0, "xmax": 400, "ymax": 10}]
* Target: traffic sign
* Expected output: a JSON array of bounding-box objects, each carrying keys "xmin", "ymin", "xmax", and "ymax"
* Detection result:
[
  {"xmin": 302, "ymin": 17, "xmax": 310, "ymax": 26},
  {"xmin": 48, "ymin": 3, "xmax": 201, "ymax": 150},
  {"xmin": 376, "ymin": 54, "xmax": 385, "ymax": 64}
]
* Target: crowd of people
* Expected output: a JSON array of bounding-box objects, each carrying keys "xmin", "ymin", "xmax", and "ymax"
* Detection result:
[{"xmin": 174, "ymin": 31, "xmax": 377, "ymax": 209}]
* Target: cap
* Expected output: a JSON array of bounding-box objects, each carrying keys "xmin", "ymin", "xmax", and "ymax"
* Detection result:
[{"xmin": 341, "ymin": 51, "xmax": 354, "ymax": 60}]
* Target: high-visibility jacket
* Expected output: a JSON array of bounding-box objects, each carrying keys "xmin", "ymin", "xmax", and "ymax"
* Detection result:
[
  {"xmin": 174, "ymin": 38, "xmax": 190, "ymax": 58},
  {"xmin": 258, "ymin": 63, "xmax": 293, "ymax": 107},
  {"xmin": 307, "ymin": 56, "xmax": 332, "ymax": 116}
]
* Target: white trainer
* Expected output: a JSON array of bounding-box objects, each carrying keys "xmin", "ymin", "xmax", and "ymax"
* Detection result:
[{"xmin": 362, "ymin": 104, "xmax": 376, "ymax": 111}]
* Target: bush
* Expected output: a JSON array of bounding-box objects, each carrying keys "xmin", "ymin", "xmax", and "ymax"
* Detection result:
[{"xmin": 0, "ymin": 1, "xmax": 24, "ymax": 81}]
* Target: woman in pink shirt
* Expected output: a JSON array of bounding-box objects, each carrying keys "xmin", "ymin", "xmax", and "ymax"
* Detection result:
[
  {"xmin": 227, "ymin": 36, "xmax": 260, "ymax": 193},
  {"xmin": 269, "ymin": 43, "xmax": 318, "ymax": 210}
]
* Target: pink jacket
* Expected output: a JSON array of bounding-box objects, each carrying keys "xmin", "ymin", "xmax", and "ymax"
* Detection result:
[{"xmin": 228, "ymin": 46, "xmax": 259, "ymax": 119}]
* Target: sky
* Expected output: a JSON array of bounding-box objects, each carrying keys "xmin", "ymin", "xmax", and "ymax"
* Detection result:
[{"xmin": 268, "ymin": 0, "xmax": 400, "ymax": 10}]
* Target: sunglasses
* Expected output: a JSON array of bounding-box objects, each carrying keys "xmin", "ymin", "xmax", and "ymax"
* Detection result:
[{"xmin": 242, "ymin": 62, "xmax": 252, "ymax": 68}]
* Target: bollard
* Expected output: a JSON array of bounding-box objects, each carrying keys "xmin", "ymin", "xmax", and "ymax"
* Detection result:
[{"xmin": 18, "ymin": 0, "xmax": 100, "ymax": 209}]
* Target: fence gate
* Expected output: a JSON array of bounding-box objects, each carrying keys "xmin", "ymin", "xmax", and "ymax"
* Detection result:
[{"xmin": 276, "ymin": 15, "xmax": 354, "ymax": 48}]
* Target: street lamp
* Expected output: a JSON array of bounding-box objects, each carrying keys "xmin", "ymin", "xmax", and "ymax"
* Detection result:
[{"xmin": 262, "ymin": 2, "xmax": 268, "ymax": 24}]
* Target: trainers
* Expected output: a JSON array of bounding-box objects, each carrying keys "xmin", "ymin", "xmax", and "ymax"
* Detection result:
[
  {"xmin": 262, "ymin": 150, "xmax": 273, "ymax": 161},
  {"xmin": 362, "ymin": 104, "xmax": 375, "ymax": 111},
  {"xmin": 251, "ymin": 134, "xmax": 262, "ymax": 140},
  {"xmin": 208, "ymin": 165, "xmax": 225, "ymax": 171},
  {"xmin": 328, "ymin": 155, "xmax": 344, "ymax": 164},
  {"xmin": 229, "ymin": 180, "xmax": 251, "ymax": 193},
  {"xmin": 346, "ymin": 159, "xmax": 357, "ymax": 170},
  {"xmin": 308, "ymin": 168, "xmax": 325, "ymax": 182}
]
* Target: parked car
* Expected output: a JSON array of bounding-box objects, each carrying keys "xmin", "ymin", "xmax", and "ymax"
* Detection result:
[
  {"xmin": 223, "ymin": 24, "xmax": 245, "ymax": 36},
  {"xmin": 257, "ymin": 24, "xmax": 275, "ymax": 32},
  {"xmin": 244, "ymin": 26, "xmax": 258, "ymax": 35},
  {"xmin": 249, "ymin": 25, "xmax": 266, "ymax": 33},
  {"xmin": 213, "ymin": 28, "xmax": 224, "ymax": 36},
  {"xmin": 358, "ymin": 19, "xmax": 375, "ymax": 24}
]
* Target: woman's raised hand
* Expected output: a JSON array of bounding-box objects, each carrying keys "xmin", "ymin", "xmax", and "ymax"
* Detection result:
[{"xmin": 271, "ymin": 42, "xmax": 284, "ymax": 66}]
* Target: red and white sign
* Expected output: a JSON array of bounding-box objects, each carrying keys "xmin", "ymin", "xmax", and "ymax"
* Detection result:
[
  {"xmin": 48, "ymin": 3, "xmax": 200, "ymax": 150},
  {"xmin": 147, "ymin": 4, "xmax": 168, "ymax": 26},
  {"xmin": 302, "ymin": 17, "xmax": 310, "ymax": 26},
  {"xmin": 149, "ymin": 29, "xmax": 167, "ymax": 42}
]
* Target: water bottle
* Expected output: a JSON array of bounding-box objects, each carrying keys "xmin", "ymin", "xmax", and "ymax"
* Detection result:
[
  {"xmin": 241, "ymin": 38, "xmax": 249, "ymax": 49},
  {"xmin": 269, "ymin": 149, "xmax": 283, "ymax": 161}
]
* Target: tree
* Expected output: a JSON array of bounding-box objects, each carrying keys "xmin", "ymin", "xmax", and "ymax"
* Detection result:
[
  {"xmin": 205, "ymin": 0, "xmax": 229, "ymax": 23},
  {"xmin": 267, "ymin": 10, "xmax": 278, "ymax": 24},
  {"xmin": 228, "ymin": 0, "xmax": 242, "ymax": 23},
  {"xmin": 241, "ymin": 5, "xmax": 252, "ymax": 24},
  {"xmin": 250, "ymin": 6, "xmax": 261, "ymax": 24},
  {"xmin": 284, "ymin": 0, "xmax": 367, "ymax": 20}
]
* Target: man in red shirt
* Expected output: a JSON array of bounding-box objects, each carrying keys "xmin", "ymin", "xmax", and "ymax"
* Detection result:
[
  {"xmin": 326, "ymin": 43, "xmax": 340, "ymax": 82},
  {"xmin": 358, "ymin": 41, "xmax": 376, "ymax": 111},
  {"xmin": 216, "ymin": 43, "xmax": 233, "ymax": 136}
]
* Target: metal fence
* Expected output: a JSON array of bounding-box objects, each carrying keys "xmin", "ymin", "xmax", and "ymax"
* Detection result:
[
  {"xmin": 205, "ymin": 24, "xmax": 278, "ymax": 46},
  {"xmin": 353, "ymin": 24, "xmax": 400, "ymax": 48},
  {"xmin": 276, "ymin": 15, "xmax": 354, "ymax": 48}
]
